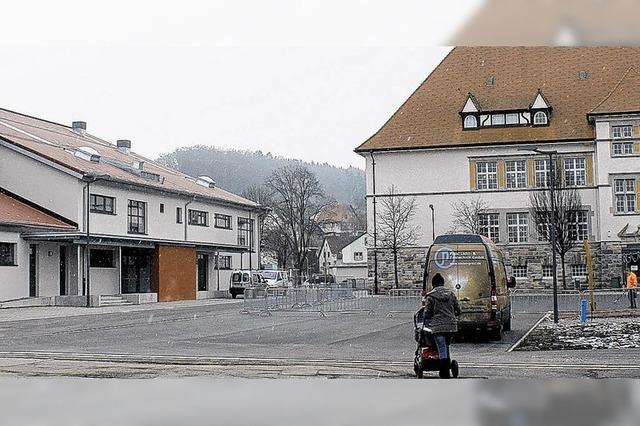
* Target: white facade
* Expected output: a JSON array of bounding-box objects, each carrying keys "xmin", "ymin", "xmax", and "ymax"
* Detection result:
[
  {"xmin": 319, "ymin": 234, "xmax": 367, "ymax": 280},
  {"xmin": 0, "ymin": 229, "xmax": 29, "ymax": 300},
  {"xmin": 592, "ymin": 116, "xmax": 640, "ymax": 242},
  {"xmin": 0, "ymin": 121, "xmax": 261, "ymax": 303},
  {"xmin": 366, "ymin": 141, "xmax": 599, "ymax": 246},
  {"xmin": 364, "ymin": 117, "xmax": 640, "ymax": 288}
]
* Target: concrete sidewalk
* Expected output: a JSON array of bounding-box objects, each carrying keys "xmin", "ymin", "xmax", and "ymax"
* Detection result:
[
  {"xmin": 0, "ymin": 349, "xmax": 638, "ymax": 378},
  {"xmin": 0, "ymin": 298, "xmax": 241, "ymax": 323}
]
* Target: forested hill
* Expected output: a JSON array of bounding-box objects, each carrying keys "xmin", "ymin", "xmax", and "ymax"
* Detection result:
[{"xmin": 157, "ymin": 146, "xmax": 365, "ymax": 205}]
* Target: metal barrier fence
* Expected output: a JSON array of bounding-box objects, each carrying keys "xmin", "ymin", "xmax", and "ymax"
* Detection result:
[
  {"xmin": 239, "ymin": 286, "xmax": 424, "ymax": 317},
  {"xmin": 510, "ymin": 289, "xmax": 630, "ymax": 314},
  {"xmin": 240, "ymin": 287, "xmax": 632, "ymax": 317},
  {"xmin": 334, "ymin": 277, "xmax": 368, "ymax": 290},
  {"xmin": 240, "ymin": 287, "xmax": 376, "ymax": 316},
  {"xmin": 382, "ymin": 289, "xmax": 422, "ymax": 317}
]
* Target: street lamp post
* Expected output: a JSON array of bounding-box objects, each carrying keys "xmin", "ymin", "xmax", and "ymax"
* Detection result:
[
  {"xmin": 519, "ymin": 147, "xmax": 559, "ymax": 323},
  {"xmin": 82, "ymin": 173, "xmax": 110, "ymax": 308},
  {"xmin": 429, "ymin": 204, "xmax": 435, "ymax": 242},
  {"xmin": 547, "ymin": 151, "xmax": 560, "ymax": 324}
]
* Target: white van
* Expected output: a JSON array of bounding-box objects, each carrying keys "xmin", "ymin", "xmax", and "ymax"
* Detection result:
[
  {"xmin": 229, "ymin": 270, "xmax": 266, "ymax": 298},
  {"xmin": 259, "ymin": 270, "xmax": 289, "ymax": 288}
]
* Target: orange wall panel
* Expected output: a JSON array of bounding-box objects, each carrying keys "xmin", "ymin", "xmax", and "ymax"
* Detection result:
[{"xmin": 154, "ymin": 245, "xmax": 196, "ymax": 302}]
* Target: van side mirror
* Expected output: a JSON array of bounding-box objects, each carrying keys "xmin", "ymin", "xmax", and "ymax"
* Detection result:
[{"xmin": 507, "ymin": 276, "xmax": 517, "ymax": 289}]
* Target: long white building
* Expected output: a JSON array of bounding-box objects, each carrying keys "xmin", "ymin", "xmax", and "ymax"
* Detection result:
[
  {"xmin": 356, "ymin": 47, "xmax": 640, "ymax": 290},
  {"xmin": 0, "ymin": 108, "xmax": 262, "ymax": 305}
]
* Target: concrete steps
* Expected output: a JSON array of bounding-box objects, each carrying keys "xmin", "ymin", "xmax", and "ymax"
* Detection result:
[{"xmin": 99, "ymin": 295, "xmax": 133, "ymax": 307}]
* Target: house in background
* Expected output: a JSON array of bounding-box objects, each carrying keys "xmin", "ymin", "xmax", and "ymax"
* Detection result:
[
  {"xmin": 316, "ymin": 203, "xmax": 365, "ymax": 236},
  {"xmin": 0, "ymin": 108, "xmax": 263, "ymax": 305},
  {"xmin": 318, "ymin": 233, "xmax": 367, "ymax": 281}
]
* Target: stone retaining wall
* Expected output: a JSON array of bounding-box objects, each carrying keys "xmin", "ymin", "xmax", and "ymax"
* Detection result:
[{"xmin": 368, "ymin": 242, "xmax": 627, "ymax": 292}]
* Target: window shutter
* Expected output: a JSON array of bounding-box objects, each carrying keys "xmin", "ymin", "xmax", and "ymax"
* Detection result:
[
  {"xmin": 497, "ymin": 160, "xmax": 506, "ymax": 189},
  {"xmin": 586, "ymin": 155, "xmax": 594, "ymax": 186},
  {"xmin": 634, "ymin": 126, "xmax": 640, "ymax": 137},
  {"xmin": 469, "ymin": 161, "xmax": 477, "ymax": 190},
  {"xmin": 634, "ymin": 142, "xmax": 640, "ymax": 154},
  {"xmin": 527, "ymin": 159, "xmax": 535, "ymax": 188}
]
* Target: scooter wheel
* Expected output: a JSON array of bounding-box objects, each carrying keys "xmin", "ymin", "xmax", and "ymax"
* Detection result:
[
  {"xmin": 450, "ymin": 360, "xmax": 459, "ymax": 378},
  {"xmin": 414, "ymin": 364, "xmax": 423, "ymax": 379}
]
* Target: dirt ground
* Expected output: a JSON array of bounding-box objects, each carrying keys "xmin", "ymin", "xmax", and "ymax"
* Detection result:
[{"xmin": 517, "ymin": 310, "xmax": 640, "ymax": 351}]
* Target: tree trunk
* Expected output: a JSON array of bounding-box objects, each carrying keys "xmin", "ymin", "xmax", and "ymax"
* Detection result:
[
  {"xmin": 393, "ymin": 248, "xmax": 399, "ymax": 289},
  {"xmin": 294, "ymin": 255, "xmax": 304, "ymax": 287},
  {"xmin": 561, "ymin": 254, "xmax": 567, "ymax": 290}
]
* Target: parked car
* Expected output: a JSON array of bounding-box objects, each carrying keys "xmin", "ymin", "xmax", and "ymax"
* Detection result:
[
  {"xmin": 259, "ymin": 270, "xmax": 289, "ymax": 288},
  {"xmin": 338, "ymin": 278, "xmax": 360, "ymax": 289},
  {"xmin": 307, "ymin": 273, "xmax": 336, "ymax": 286},
  {"xmin": 422, "ymin": 234, "xmax": 516, "ymax": 340},
  {"xmin": 229, "ymin": 270, "xmax": 267, "ymax": 298}
]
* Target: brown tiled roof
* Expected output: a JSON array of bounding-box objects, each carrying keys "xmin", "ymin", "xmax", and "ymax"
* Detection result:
[
  {"xmin": 318, "ymin": 203, "xmax": 351, "ymax": 223},
  {"xmin": 0, "ymin": 192, "xmax": 75, "ymax": 229},
  {"xmin": 590, "ymin": 67, "xmax": 640, "ymax": 115},
  {"xmin": 356, "ymin": 47, "xmax": 640, "ymax": 152},
  {"xmin": 0, "ymin": 109, "xmax": 259, "ymax": 209}
]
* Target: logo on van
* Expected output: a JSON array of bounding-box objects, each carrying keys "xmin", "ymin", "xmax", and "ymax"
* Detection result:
[{"xmin": 434, "ymin": 247, "xmax": 456, "ymax": 269}]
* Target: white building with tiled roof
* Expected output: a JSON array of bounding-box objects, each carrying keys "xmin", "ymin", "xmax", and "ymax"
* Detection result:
[
  {"xmin": 356, "ymin": 47, "xmax": 640, "ymax": 291},
  {"xmin": 0, "ymin": 108, "xmax": 263, "ymax": 305},
  {"xmin": 319, "ymin": 233, "xmax": 367, "ymax": 282}
]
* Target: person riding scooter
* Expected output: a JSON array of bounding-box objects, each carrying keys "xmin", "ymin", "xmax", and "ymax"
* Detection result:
[{"xmin": 424, "ymin": 273, "xmax": 461, "ymax": 378}]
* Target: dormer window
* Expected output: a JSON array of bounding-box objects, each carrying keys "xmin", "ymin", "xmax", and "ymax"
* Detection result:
[
  {"xmin": 533, "ymin": 111, "xmax": 548, "ymax": 126},
  {"xmin": 530, "ymin": 90, "xmax": 551, "ymax": 127},
  {"xmin": 460, "ymin": 90, "xmax": 551, "ymax": 130},
  {"xmin": 464, "ymin": 115, "xmax": 478, "ymax": 129},
  {"xmin": 491, "ymin": 114, "xmax": 505, "ymax": 126},
  {"xmin": 506, "ymin": 113, "xmax": 519, "ymax": 125}
]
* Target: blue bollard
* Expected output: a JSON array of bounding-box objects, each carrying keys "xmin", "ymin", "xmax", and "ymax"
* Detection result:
[{"xmin": 580, "ymin": 299, "xmax": 588, "ymax": 323}]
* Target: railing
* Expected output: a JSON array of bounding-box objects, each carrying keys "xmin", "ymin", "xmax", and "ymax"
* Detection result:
[
  {"xmin": 241, "ymin": 286, "xmax": 633, "ymax": 318},
  {"xmin": 240, "ymin": 286, "xmax": 376, "ymax": 316},
  {"xmin": 240, "ymin": 286, "xmax": 425, "ymax": 317},
  {"xmin": 509, "ymin": 289, "xmax": 630, "ymax": 314},
  {"xmin": 382, "ymin": 289, "xmax": 422, "ymax": 317}
]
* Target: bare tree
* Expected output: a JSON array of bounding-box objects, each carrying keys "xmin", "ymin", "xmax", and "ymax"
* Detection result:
[
  {"xmin": 377, "ymin": 185, "xmax": 420, "ymax": 289},
  {"xmin": 242, "ymin": 185, "xmax": 286, "ymax": 269},
  {"xmin": 262, "ymin": 216, "xmax": 292, "ymax": 269},
  {"xmin": 265, "ymin": 165, "xmax": 328, "ymax": 284},
  {"xmin": 450, "ymin": 197, "xmax": 489, "ymax": 234},
  {"xmin": 530, "ymin": 167, "xmax": 583, "ymax": 289},
  {"xmin": 242, "ymin": 184, "xmax": 272, "ymax": 207}
]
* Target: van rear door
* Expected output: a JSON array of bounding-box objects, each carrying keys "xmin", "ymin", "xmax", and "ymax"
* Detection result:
[{"xmin": 426, "ymin": 243, "xmax": 492, "ymax": 313}]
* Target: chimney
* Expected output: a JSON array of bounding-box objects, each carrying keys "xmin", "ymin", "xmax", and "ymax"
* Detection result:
[
  {"xmin": 72, "ymin": 121, "xmax": 87, "ymax": 135},
  {"xmin": 116, "ymin": 139, "xmax": 131, "ymax": 155}
]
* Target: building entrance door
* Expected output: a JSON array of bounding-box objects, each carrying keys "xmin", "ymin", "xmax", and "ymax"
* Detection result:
[
  {"xmin": 197, "ymin": 254, "xmax": 208, "ymax": 291},
  {"xmin": 29, "ymin": 244, "xmax": 37, "ymax": 297},
  {"xmin": 59, "ymin": 246, "xmax": 67, "ymax": 296},
  {"xmin": 121, "ymin": 247, "xmax": 153, "ymax": 293}
]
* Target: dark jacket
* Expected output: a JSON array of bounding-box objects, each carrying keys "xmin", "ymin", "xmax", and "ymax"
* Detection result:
[{"xmin": 424, "ymin": 286, "xmax": 461, "ymax": 334}]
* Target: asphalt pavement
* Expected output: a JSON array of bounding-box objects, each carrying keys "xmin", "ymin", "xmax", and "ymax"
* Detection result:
[{"xmin": 0, "ymin": 299, "xmax": 637, "ymax": 378}]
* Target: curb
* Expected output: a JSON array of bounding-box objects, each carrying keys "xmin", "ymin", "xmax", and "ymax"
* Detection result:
[{"xmin": 507, "ymin": 312, "xmax": 550, "ymax": 353}]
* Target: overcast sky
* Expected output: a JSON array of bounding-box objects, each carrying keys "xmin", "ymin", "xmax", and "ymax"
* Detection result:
[{"xmin": 0, "ymin": 1, "xmax": 482, "ymax": 169}]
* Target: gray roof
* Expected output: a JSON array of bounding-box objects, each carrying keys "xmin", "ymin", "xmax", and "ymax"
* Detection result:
[
  {"xmin": 0, "ymin": 108, "xmax": 260, "ymax": 210},
  {"xmin": 325, "ymin": 233, "xmax": 365, "ymax": 253}
]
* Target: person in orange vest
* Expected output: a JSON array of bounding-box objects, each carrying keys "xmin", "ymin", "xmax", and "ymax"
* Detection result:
[{"xmin": 626, "ymin": 271, "xmax": 637, "ymax": 309}]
